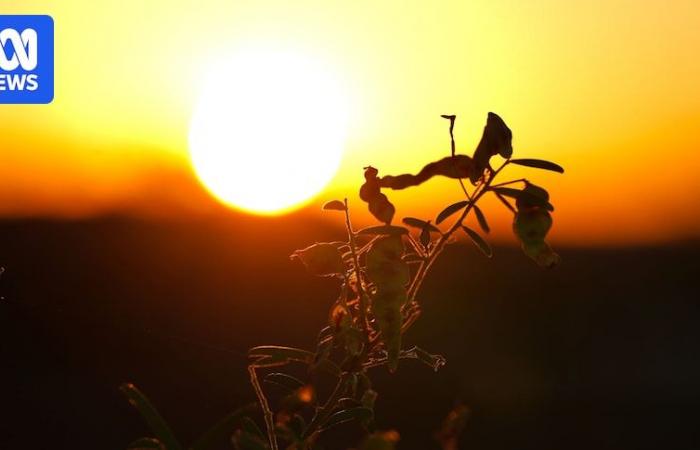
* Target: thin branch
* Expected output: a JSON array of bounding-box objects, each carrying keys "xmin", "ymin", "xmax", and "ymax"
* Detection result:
[
  {"xmin": 407, "ymin": 161, "xmax": 509, "ymax": 303},
  {"xmin": 343, "ymin": 199, "xmax": 371, "ymax": 341},
  {"xmin": 248, "ymin": 365, "xmax": 278, "ymax": 450}
]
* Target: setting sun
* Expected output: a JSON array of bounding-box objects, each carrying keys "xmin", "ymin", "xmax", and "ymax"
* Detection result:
[{"xmin": 188, "ymin": 48, "xmax": 349, "ymax": 215}]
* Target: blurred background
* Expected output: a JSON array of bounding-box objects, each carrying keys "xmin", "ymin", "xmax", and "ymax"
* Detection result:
[{"xmin": 1, "ymin": 1, "xmax": 700, "ymax": 449}]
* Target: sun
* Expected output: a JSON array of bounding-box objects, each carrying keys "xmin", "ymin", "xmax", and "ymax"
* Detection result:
[{"xmin": 189, "ymin": 48, "xmax": 349, "ymax": 215}]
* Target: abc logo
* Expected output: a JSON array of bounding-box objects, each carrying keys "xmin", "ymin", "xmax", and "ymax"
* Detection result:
[{"xmin": 0, "ymin": 15, "xmax": 53, "ymax": 104}]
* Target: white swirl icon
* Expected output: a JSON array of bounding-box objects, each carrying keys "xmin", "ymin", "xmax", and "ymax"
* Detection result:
[{"xmin": 0, "ymin": 28, "xmax": 37, "ymax": 71}]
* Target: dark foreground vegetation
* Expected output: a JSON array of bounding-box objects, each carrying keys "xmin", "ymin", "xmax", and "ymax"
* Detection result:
[{"xmin": 1, "ymin": 213, "xmax": 699, "ymax": 449}]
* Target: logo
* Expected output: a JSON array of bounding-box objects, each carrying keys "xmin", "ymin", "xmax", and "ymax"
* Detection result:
[{"xmin": 0, "ymin": 15, "xmax": 53, "ymax": 104}]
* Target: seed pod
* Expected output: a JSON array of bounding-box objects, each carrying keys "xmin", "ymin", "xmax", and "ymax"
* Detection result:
[
  {"xmin": 368, "ymin": 193, "xmax": 395, "ymax": 225},
  {"xmin": 372, "ymin": 288, "xmax": 405, "ymax": 372},
  {"xmin": 515, "ymin": 183, "xmax": 549, "ymax": 210},
  {"xmin": 360, "ymin": 167, "xmax": 396, "ymax": 224},
  {"xmin": 513, "ymin": 208, "xmax": 552, "ymax": 245},
  {"xmin": 366, "ymin": 235, "xmax": 409, "ymax": 288},
  {"xmin": 521, "ymin": 240, "xmax": 561, "ymax": 268},
  {"xmin": 291, "ymin": 243, "xmax": 345, "ymax": 277},
  {"xmin": 378, "ymin": 155, "xmax": 475, "ymax": 190}
]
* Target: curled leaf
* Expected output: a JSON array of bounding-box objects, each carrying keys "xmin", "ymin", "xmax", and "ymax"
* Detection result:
[
  {"xmin": 322, "ymin": 200, "xmax": 347, "ymax": 211},
  {"xmin": 291, "ymin": 243, "xmax": 345, "ymax": 277},
  {"xmin": 510, "ymin": 158, "xmax": 564, "ymax": 173}
]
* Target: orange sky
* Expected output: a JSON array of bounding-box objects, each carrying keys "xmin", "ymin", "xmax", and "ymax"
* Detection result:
[{"xmin": 1, "ymin": 0, "xmax": 699, "ymax": 245}]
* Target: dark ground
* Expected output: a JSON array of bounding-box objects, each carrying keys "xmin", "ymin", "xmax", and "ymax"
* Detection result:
[{"xmin": 1, "ymin": 214, "xmax": 699, "ymax": 450}]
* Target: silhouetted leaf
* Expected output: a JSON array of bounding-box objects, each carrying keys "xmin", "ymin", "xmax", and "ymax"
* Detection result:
[
  {"xmin": 249, "ymin": 346, "xmax": 314, "ymax": 364},
  {"xmin": 127, "ymin": 438, "xmax": 164, "ymax": 450},
  {"xmin": 240, "ymin": 417, "xmax": 265, "ymax": 439},
  {"xmin": 510, "ymin": 158, "xmax": 564, "ymax": 173},
  {"xmin": 190, "ymin": 405, "xmax": 257, "ymax": 450},
  {"xmin": 357, "ymin": 225, "xmax": 408, "ymax": 236},
  {"xmin": 233, "ymin": 430, "xmax": 268, "ymax": 450},
  {"xmin": 120, "ymin": 383, "xmax": 183, "ymax": 450},
  {"xmin": 322, "ymin": 407, "xmax": 374, "ymax": 431},
  {"xmin": 471, "ymin": 113, "xmax": 512, "ymax": 183},
  {"xmin": 461, "ymin": 226, "xmax": 492, "ymax": 257},
  {"xmin": 420, "ymin": 225, "xmax": 431, "ymax": 248},
  {"xmin": 322, "ymin": 200, "xmax": 347, "ymax": 211},
  {"xmin": 436, "ymin": 201, "xmax": 469, "ymax": 225},
  {"xmin": 291, "ymin": 243, "xmax": 345, "ymax": 277},
  {"xmin": 402, "ymin": 217, "xmax": 440, "ymax": 232},
  {"xmin": 264, "ymin": 373, "xmax": 305, "ymax": 392},
  {"xmin": 491, "ymin": 187, "xmax": 553, "ymax": 211},
  {"xmin": 472, "ymin": 205, "xmax": 490, "ymax": 233},
  {"xmin": 401, "ymin": 346, "xmax": 447, "ymax": 372}
]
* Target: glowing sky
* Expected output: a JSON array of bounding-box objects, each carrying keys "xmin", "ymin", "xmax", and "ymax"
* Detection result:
[{"xmin": 1, "ymin": 0, "xmax": 699, "ymax": 244}]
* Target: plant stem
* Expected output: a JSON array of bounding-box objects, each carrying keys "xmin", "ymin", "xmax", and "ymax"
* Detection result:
[
  {"xmin": 343, "ymin": 198, "xmax": 371, "ymax": 341},
  {"xmin": 248, "ymin": 365, "xmax": 279, "ymax": 450},
  {"xmin": 407, "ymin": 161, "xmax": 509, "ymax": 304}
]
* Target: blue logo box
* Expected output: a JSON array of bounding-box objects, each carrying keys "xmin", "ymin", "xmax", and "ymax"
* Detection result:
[{"xmin": 0, "ymin": 15, "xmax": 54, "ymax": 104}]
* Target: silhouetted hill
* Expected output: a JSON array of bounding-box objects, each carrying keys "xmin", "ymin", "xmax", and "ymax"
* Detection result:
[{"xmin": 1, "ymin": 215, "xmax": 698, "ymax": 449}]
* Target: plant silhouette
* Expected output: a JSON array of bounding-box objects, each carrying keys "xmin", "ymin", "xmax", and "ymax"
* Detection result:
[{"xmin": 122, "ymin": 113, "xmax": 564, "ymax": 450}]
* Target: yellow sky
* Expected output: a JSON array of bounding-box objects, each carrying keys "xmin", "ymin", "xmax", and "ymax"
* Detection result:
[{"xmin": 1, "ymin": 0, "xmax": 699, "ymax": 244}]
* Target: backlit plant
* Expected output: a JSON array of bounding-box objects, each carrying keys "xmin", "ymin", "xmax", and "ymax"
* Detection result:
[{"xmin": 122, "ymin": 113, "xmax": 564, "ymax": 450}]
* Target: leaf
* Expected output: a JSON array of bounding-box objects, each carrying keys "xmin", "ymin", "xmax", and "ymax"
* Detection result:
[
  {"xmin": 264, "ymin": 373, "xmax": 305, "ymax": 392},
  {"xmin": 461, "ymin": 226, "xmax": 493, "ymax": 258},
  {"xmin": 436, "ymin": 201, "xmax": 469, "ymax": 225},
  {"xmin": 472, "ymin": 205, "xmax": 490, "ymax": 233},
  {"xmin": 127, "ymin": 438, "xmax": 164, "ymax": 450},
  {"xmin": 491, "ymin": 187, "xmax": 554, "ymax": 211},
  {"xmin": 322, "ymin": 200, "xmax": 347, "ymax": 211},
  {"xmin": 248, "ymin": 346, "xmax": 315, "ymax": 364},
  {"xmin": 471, "ymin": 112, "xmax": 512, "ymax": 183},
  {"xmin": 291, "ymin": 243, "xmax": 345, "ymax": 277},
  {"xmin": 402, "ymin": 346, "xmax": 447, "ymax": 372},
  {"xmin": 510, "ymin": 158, "xmax": 564, "ymax": 173},
  {"xmin": 232, "ymin": 430, "xmax": 268, "ymax": 450},
  {"xmin": 357, "ymin": 225, "xmax": 408, "ymax": 236},
  {"xmin": 419, "ymin": 225, "xmax": 431, "ymax": 248},
  {"xmin": 239, "ymin": 417, "xmax": 265, "ymax": 439},
  {"xmin": 190, "ymin": 405, "xmax": 257, "ymax": 450},
  {"xmin": 402, "ymin": 217, "xmax": 440, "ymax": 232},
  {"xmin": 321, "ymin": 407, "xmax": 374, "ymax": 431},
  {"xmin": 119, "ymin": 383, "xmax": 183, "ymax": 450}
]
